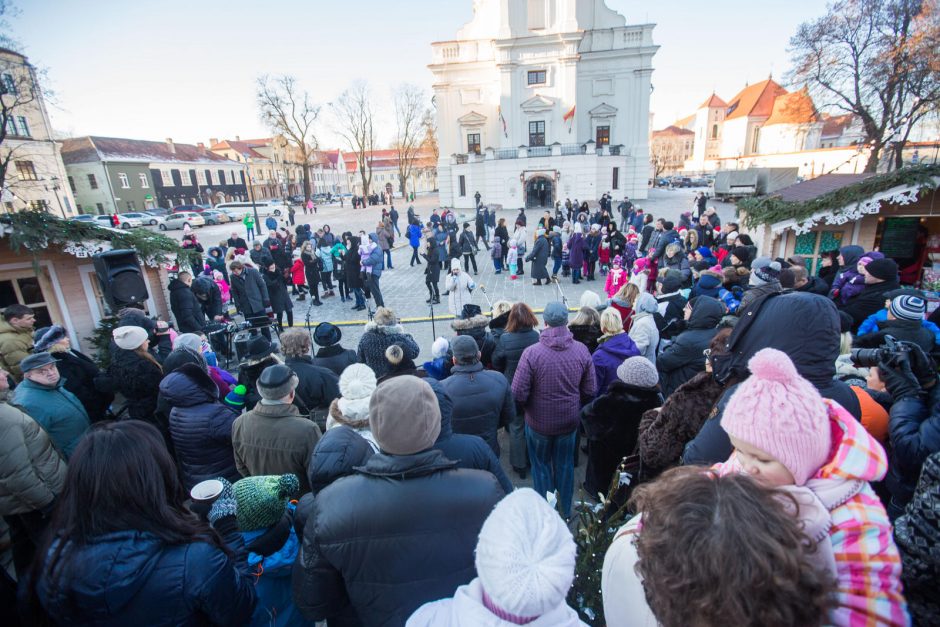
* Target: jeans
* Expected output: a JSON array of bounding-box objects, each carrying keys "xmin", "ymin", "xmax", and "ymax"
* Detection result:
[
  {"xmin": 352, "ymin": 286, "xmax": 365, "ymax": 307},
  {"xmin": 384, "ymin": 249, "xmax": 393, "ymax": 269},
  {"xmin": 245, "ymin": 227, "xmax": 255, "ymax": 241},
  {"xmin": 493, "ymin": 259, "xmax": 503, "ymax": 273},
  {"xmin": 571, "ymin": 267, "xmax": 582, "ymax": 283},
  {"xmin": 410, "ymin": 246, "xmax": 420, "ymax": 265},
  {"xmin": 526, "ymin": 425, "xmax": 577, "ymax": 518},
  {"xmin": 552, "ymin": 257, "xmax": 562, "ymax": 276},
  {"xmin": 366, "ymin": 273, "xmax": 384, "ymax": 307},
  {"xmin": 392, "ymin": 220, "xmax": 401, "ymax": 237}
]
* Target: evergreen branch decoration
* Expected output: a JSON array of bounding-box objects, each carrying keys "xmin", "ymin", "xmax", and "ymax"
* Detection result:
[
  {"xmin": 0, "ymin": 211, "xmax": 202, "ymax": 270},
  {"xmin": 739, "ymin": 164, "xmax": 940, "ymax": 230}
]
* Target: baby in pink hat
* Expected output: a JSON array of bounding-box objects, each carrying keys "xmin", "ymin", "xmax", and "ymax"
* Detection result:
[{"xmin": 715, "ymin": 348, "xmax": 906, "ymax": 625}]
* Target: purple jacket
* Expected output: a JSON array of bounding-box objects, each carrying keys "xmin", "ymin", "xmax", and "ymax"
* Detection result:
[
  {"xmin": 511, "ymin": 325, "xmax": 596, "ymax": 435},
  {"xmin": 568, "ymin": 232, "xmax": 584, "ymax": 268},
  {"xmin": 591, "ymin": 333, "xmax": 641, "ymax": 396}
]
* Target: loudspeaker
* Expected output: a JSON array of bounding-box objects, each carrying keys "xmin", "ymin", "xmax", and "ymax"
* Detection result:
[{"xmin": 93, "ymin": 249, "xmax": 149, "ymax": 311}]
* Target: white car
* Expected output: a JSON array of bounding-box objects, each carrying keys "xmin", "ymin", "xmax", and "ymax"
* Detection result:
[
  {"xmin": 85, "ymin": 214, "xmax": 142, "ymax": 229},
  {"xmin": 122, "ymin": 212, "xmax": 163, "ymax": 227},
  {"xmin": 214, "ymin": 200, "xmax": 285, "ymax": 217},
  {"xmin": 160, "ymin": 211, "xmax": 205, "ymax": 230}
]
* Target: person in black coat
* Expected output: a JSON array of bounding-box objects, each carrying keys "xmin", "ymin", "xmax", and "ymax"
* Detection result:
[
  {"xmin": 292, "ymin": 377, "xmax": 505, "ymax": 626},
  {"xmin": 159, "ymin": 363, "xmax": 241, "ymax": 491},
  {"xmin": 108, "ymin": 339, "xmax": 166, "ymax": 441},
  {"xmin": 684, "ymin": 291, "xmax": 862, "ymax": 466},
  {"xmin": 281, "ymin": 329, "xmax": 341, "ymax": 423},
  {"xmin": 839, "ymin": 258, "xmax": 901, "ymax": 332},
  {"xmin": 249, "ymin": 241, "xmax": 275, "ymax": 269},
  {"xmin": 474, "ymin": 211, "xmax": 488, "ymax": 249},
  {"xmin": 300, "ymin": 242, "xmax": 322, "ymax": 307},
  {"xmin": 458, "ymin": 223, "xmax": 478, "ymax": 273},
  {"xmin": 581, "ymin": 356, "xmax": 662, "ymax": 497},
  {"xmin": 342, "ymin": 233, "xmax": 365, "ymax": 310},
  {"xmin": 190, "ymin": 276, "xmax": 223, "ymax": 322},
  {"xmin": 450, "ymin": 307, "xmax": 496, "ymax": 368},
  {"xmin": 262, "ymin": 263, "xmax": 293, "ymax": 330},
  {"xmin": 525, "ymin": 230, "xmax": 551, "ymax": 285},
  {"xmin": 309, "ymin": 322, "xmax": 358, "ymax": 377},
  {"xmin": 423, "ymin": 235, "xmax": 441, "ymax": 304},
  {"xmin": 657, "ymin": 296, "xmax": 723, "ymax": 397},
  {"xmin": 168, "ymin": 273, "xmax": 207, "ymax": 334},
  {"xmin": 654, "ymin": 274, "xmax": 688, "ymax": 340},
  {"xmin": 34, "ymin": 325, "xmax": 113, "ymax": 422}
]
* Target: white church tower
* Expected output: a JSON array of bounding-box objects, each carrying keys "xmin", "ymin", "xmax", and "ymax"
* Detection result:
[{"xmin": 430, "ymin": 0, "xmax": 658, "ymax": 210}]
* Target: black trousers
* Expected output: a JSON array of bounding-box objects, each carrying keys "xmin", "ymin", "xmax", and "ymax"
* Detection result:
[
  {"xmin": 426, "ymin": 279, "xmax": 440, "ymax": 300},
  {"xmin": 463, "ymin": 253, "xmax": 478, "ymax": 273},
  {"xmin": 5, "ymin": 509, "xmax": 51, "ymax": 579}
]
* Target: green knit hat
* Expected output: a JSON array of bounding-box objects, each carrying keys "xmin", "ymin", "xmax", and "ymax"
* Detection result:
[
  {"xmin": 233, "ymin": 474, "xmax": 300, "ymax": 531},
  {"xmin": 224, "ymin": 384, "xmax": 247, "ymax": 409}
]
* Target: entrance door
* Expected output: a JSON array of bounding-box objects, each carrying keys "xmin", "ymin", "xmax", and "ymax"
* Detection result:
[{"xmin": 525, "ymin": 176, "xmax": 554, "ymax": 209}]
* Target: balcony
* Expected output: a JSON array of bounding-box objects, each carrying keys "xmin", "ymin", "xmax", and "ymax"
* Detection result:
[{"xmin": 451, "ymin": 144, "xmax": 626, "ymax": 164}]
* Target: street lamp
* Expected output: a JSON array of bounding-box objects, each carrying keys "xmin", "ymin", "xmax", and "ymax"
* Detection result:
[
  {"xmin": 44, "ymin": 176, "xmax": 67, "ymax": 219},
  {"xmin": 242, "ymin": 156, "xmax": 261, "ymax": 237}
]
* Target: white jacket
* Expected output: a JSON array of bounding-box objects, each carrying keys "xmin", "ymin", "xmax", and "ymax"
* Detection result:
[
  {"xmin": 407, "ymin": 578, "xmax": 587, "ymax": 627},
  {"xmin": 628, "ymin": 312, "xmax": 659, "ymax": 365},
  {"xmin": 601, "ymin": 516, "xmax": 658, "ymax": 627},
  {"xmin": 445, "ymin": 271, "xmax": 475, "ymax": 315}
]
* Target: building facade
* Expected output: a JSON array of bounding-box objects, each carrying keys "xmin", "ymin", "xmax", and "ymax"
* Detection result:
[
  {"xmin": 650, "ymin": 125, "xmax": 694, "ymax": 177},
  {"xmin": 0, "ymin": 48, "xmax": 77, "ymax": 217},
  {"xmin": 62, "ymin": 136, "xmax": 247, "ymax": 213},
  {"xmin": 342, "ymin": 149, "xmax": 438, "ymax": 198},
  {"xmin": 430, "ymin": 0, "xmax": 657, "ymax": 209}
]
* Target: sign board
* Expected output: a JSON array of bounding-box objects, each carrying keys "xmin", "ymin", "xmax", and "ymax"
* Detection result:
[{"xmin": 880, "ymin": 217, "xmax": 919, "ymax": 259}]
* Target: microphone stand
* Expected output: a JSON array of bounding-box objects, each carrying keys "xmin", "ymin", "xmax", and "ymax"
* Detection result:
[
  {"xmin": 304, "ymin": 293, "xmax": 318, "ymax": 345},
  {"xmin": 478, "ymin": 284, "xmax": 492, "ymax": 310},
  {"xmin": 429, "ymin": 299, "xmax": 436, "ymax": 338},
  {"xmin": 552, "ymin": 276, "xmax": 569, "ymax": 308}
]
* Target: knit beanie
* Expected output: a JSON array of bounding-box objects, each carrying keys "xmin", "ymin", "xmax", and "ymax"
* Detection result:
[
  {"xmin": 721, "ymin": 348, "xmax": 831, "ymax": 486},
  {"xmin": 696, "ymin": 246, "xmax": 712, "ymax": 259},
  {"xmin": 338, "ymin": 364, "xmax": 377, "ymax": 422},
  {"xmin": 234, "ymin": 474, "xmax": 300, "ymax": 531},
  {"xmin": 476, "ymin": 488, "xmax": 576, "ymax": 619},
  {"xmin": 865, "ymin": 258, "xmax": 898, "ymax": 282},
  {"xmin": 369, "ymin": 375, "xmax": 440, "ymax": 455},
  {"xmin": 223, "ymin": 384, "xmax": 247, "ymax": 409},
  {"xmin": 890, "ymin": 294, "xmax": 926, "ymax": 321},
  {"xmin": 731, "ymin": 246, "xmax": 751, "ymax": 265},
  {"xmin": 431, "ymin": 337, "xmax": 450, "ymax": 359},
  {"xmin": 616, "ymin": 356, "xmax": 660, "ymax": 389},
  {"xmin": 113, "ymin": 326, "xmax": 149, "ymax": 350},
  {"xmin": 750, "ymin": 257, "xmax": 781, "ymax": 286},
  {"xmin": 858, "ymin": 251, "xmax": 885, "ymax": 267}
]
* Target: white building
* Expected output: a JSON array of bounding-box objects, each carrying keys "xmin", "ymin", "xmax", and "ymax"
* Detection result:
[
  {"xmin": 430, "ymin": 0, "xmax": 657, "ymax": 210},
  {"xmin": 342, "ymin": 149, "xmax": 437, "ymax": 198},
  {"xmin": 0, "ymin": 48, "xmax": 76, "ymax": 217}
]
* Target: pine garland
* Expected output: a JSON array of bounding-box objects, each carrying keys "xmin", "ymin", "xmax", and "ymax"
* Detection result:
[
  {"xmin": 0, "ymin": 211, "xmax": 203, "ymax": 270},
  {"xmin": 739, "ymin": 164, "xmax": 940, "ymax": 230}
]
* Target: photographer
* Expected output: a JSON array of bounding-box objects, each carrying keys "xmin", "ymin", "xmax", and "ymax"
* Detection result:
[{"xmin": 876, "ymin": 341, "xmax": 940, "ymax": 519}]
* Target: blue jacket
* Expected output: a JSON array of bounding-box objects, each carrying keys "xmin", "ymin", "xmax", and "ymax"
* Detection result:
[
  {"xmin": 691, "ymin": 273, "xmax": 722, "ymax": 299},
  {"xmin": 886, "ymin": 384, "xmax": 940, "ymax": 509},
  {"xmin": 36, "ymin": 523, "xmax": 256, "ymax": 626},
  {"xmin": 407, "ymin": 223, "xmax": 422, "ymax": 248},
  {"xmin": 440, "ymin": 363, "xmax": 515, "ymax": 458},
  {"xmin": 361, "ymin": 235, "xmax": 383, "ymax": 278},
  {"xmin": 858, "ymin": 308, "xmax": 940, "ymax": 345},
  {"xmin": 160, "ymin": 365, "xmax": 241, "ymax": 490},
  {"xmin": 12, "ymin": 378, "xmax": 89, "ymax": 459}
]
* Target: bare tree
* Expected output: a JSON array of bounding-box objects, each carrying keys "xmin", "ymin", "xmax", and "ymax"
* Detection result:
[
  {"xmin": 392, "ymin": 84, "xmax": 428, "ymax": 199},
  {"xmin": 788, "ymin": 0, "xmax": 940, "ymax": 171},
  {"xmin": 256, "ymin": 74, "xmax": 319, "ymax": 202},
  {"xmin": 331, "ymin": 81, "xmax": 375, "ymax": 198}
]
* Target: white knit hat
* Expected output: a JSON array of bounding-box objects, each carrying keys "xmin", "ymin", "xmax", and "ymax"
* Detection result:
[
  {"xmin": 475, "ymin": 488, "xmax": 576, "ymax": 618},
  {"xmin": 113, "ymin": 326, "xmax": 148, "ymax": 350},
  {"xmin": 338, "ymin": 363, "xmax": 377, "ymax": 421},
  {"xmin": 431, "ymin": 337, "xmax": 449, "ymax": 359}
]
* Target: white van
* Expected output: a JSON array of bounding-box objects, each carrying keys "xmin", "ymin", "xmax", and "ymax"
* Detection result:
[{"xmin": 214, "ymin": 200, "xmax": 286, "ymax": 217}]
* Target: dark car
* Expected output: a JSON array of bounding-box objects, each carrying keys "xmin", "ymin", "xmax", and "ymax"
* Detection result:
[{"xmin": 288, "ymin": 194, "xmax": 306, "ymax": 204}]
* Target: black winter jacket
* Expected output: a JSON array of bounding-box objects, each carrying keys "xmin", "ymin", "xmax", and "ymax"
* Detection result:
[
  {"xmin": 191, "ymin": 276, "xmax": 223, "ymax": 320},
  {"xmin": 312, "ymin": 344, "xmax": 358, "ymax": 377},
  {"xmin": 440, "ymin": 363, "xmax": 514, "ymax": 457},
  {"xmin": 855, "ymin": 318, "xmax": 936, "ymax": 354},
  {"xmin": 569, "ymin": 323, "xmax": 602, "ymax": 353},
  {"xmin": 886, "ymin": 384, "xmax": 940, "ymax": 509},
  {"xmin": 161, "ymin": 365, "xmax": 241, "ymax": 491},
  {"xmin": 796, "ymin": 275, "xmax": 830, "ymax": 296},
  {"xmin": 168, "ymin": 278, "xmax": 207, "ymax": 333},
  {"xmin": 451, "ymin": 315, "xmax": 496, "ymax": 368},
  {"xmin": 237, "ymin": 356, "xmax": 280, "ymax": 412},
  {"xmin": 230, "ymin": 266, "xmax": 270, "ymax": 315},
  {"xmin": 292, "ymin": 450, "xmax": 504, "ymax": 627},
  {"xmin": 109, "ymin": 347, "xmax": 163, "ymax": 427},
  {"xmin": 263, "ymin": 269, "xmax": 293, "ymax": 315},
  {"xmin": 839, "ymin": 278, "xmax": 901, "ymax": 332},
  {"xmin": 285, "ymin": 356, "xmax": 340, "ymax": 412},
  {"xmin": 492, "ymin": 328, "xmax": 540, "ymax": 386},
  {"xmin": 657, "ymin": 297, "xmax": 723, "ymax": 397},
  {"xmin": 581, "ymin": 381, "xmax": 662, "ymax": 495},
  {"xmin": 52, "ymin": 349, "xmax": 112, "ymax": 422}
]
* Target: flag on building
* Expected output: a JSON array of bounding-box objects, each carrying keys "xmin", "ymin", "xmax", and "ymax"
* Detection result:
[
  {"xmin": 498, "ymin": 106, "xmax": 508, "ymax": 138},
  {"xmin": 563, "ymin": 105, "xmax": 575, "ymax": 134}
]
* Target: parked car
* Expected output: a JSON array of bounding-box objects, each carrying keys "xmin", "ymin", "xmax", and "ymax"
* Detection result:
[
  {"xmin": 121, "ymin": 212, "xmax": 163, "ymax": 226},
  {"xmin": 201, "ymin": 210, "xmax": 230, "ymax": 225},
  {"xmin": 71, "ymin": 215, "xmax": 96, "ymax": 224},
  {"xmin": 146, "ymin": 207, "xmax": 171, "ymax": 217},
  {"xmin": 221, "ymin": 208, "xmax": 245, "ymax": 221},
  {"xmin": 160, "ymin": 212, "xmax": 205, "ymax": 230},
  {"xmin": 172, "ymin": 204, "xmax": 207, "ymax": 214},
  {"xmin": 214, "ymin": 200, "xmax": 284, "ymax": 217},
  {"xmin": 288, "ymin": 194, "xmax": 305, "ymax": 204},
  {"xmin": 98, "ymin": 214, "xmax": 142, "ymax": 229}
]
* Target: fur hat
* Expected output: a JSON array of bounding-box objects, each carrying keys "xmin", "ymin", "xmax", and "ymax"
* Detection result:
[
  {"xmin": 476, "ymin": 488, "xmax": 576, "ymax": 619},
  {"xmin": 721, "ymin": 348, "xmax": 830, "ymax": 486},
  {"xmin": 233, "ymin": 474, "xmax": 300, "ymax": 531},
  {"xmin": 33, "ymin": 325, "xmax": 67, "ymax": 352},
  {"xmin": 369, "ymin": 376, "xmax": 441, "ymax": 455}
]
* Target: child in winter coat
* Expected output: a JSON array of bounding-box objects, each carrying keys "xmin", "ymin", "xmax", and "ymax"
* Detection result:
[
  {"xmin": 317, "ymin": 244, "xmax": 335, "ymax": 296},
  {"xmin": 598, "ymin": 236, "xmax": 611, "ymax": 276},
  {"xmin": 290, "ymin": 254, "xmax": 307, "ymax": 301},
  {"xmin": 715, "ymin": 348, "xmax": 908, "ymax": 626},
  {"xmin": 605, "ymin": 255, "xmax": 628, "ymax": 299},
  {"xmin": 622, "ymin": 235, "xmax": 639, "ymax": 271},
  {"xmin": 490, "ymin": 236, "xmax": 503, "ymax": 274},
  {"xmin": 507, "ymin": 239, "xmax": 519, "ymax": 280},
  {"xmin": 630, "ymin": 257, "xmax": 650, "ymax": 294},
  {"xmin": 831, "ymin": 252, "xmax": 883, "ymax": 304},
  {"xmin": 213, "ymin": 270, "xmax": 231, "ymax": 304}
]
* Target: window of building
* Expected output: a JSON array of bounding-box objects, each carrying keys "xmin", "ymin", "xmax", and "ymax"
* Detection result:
[
  {"xmin": 1, "ymin": 73, "xmax": 15, "ymax": 96},
  {"xmin": 95, "ymin": 202, "xmax": 104, "ymax": 213},
  {"xmin": 139, "ymin": 173, "xmax": 149, "ymax": 188},
  {"xmin": 467, "ymin": 133, "xmax": 481, "ymax": 154},
  {"xmin": 596, "ymin": 126, "xmax": 610, "ymax": 146},
  {"xmin": 751, "ymin": 127, "xmax": 761, "ymax": 153},
  {"xmin": 711, "ymin": 124, "xmax": 718, "ymax": 139},
  {"xmin": 67, "ymin": 176, "xmax": 76, "ymax": 192},
  {"xmin": 612, "ymin": 167, "xmax": 620, "ymax": 190},
  {"xmin": 161, "ymin": 170, "xmax": 174, "ymax": 186},
  {"xmin": 16, "ymin": 116, "xmax": 29, "ymax": 138},
  {"xmin": 527, "ymin": 70, "xmax": 547, "ymax": 86},
  {"xmin": 28, "ymin": 200, "xmax": 48, "ymax": 212},
  {"xmin": 458, "ymin": 175, "xmax": 466, "ymax": 197},
  {"xmin": 15, "ymin": 161, "xmax": 37, "ymax": 181},
  {"xmin": 196, "ymin": 169, "xmax": 207, "ymax": 186},
  {"xmin": 118, "ymin": 172, "xmax": 129, "ymax": 188},
  {"xmin": 528, "ymin": 120, "xmax": 546, "ymax": 146},
  {"xmin": 218, "ymin": 170, "xmax": 225, "ymax": 186},
  {"xmin": 179, "ymin": 169, "xmax": 192, "ymax": 186},
  {"xmin": 527, "ymin": 0, "xmax": 546, "ymax": 29},
  {"xmin": 206, "ymin": 170, "xmax": 213, "ymax": 185},
  {"xmin": 75, "ymin": 203, "xmax": 82, "ymax": 213},
  {"xmin": 0, "ymin": 273, "xmax": 54, "ymax": 329},
  {"xmin": 126, "ymin": 200, "xmax": 136, "ymax": 210},
  {"xmin": 5, "ymin": 117, "xmax": 16, "ymax": 136}
]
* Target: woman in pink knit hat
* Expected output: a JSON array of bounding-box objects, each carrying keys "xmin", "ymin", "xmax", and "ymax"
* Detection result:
[{"xmin": 716, "ymin": 347, "xmax": 908, "ymax": 626}]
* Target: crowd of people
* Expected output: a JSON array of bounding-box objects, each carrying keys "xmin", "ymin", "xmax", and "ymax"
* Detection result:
[{"xmin": 0, "ymin": 191, "xmax": 938, "ymax": 626}]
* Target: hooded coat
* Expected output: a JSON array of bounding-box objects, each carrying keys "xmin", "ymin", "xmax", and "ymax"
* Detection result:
[
  {"xmin": 568, "ymin": 232, "xmax": 584, "ymax": 269},
  {"xmin": 451, "ymin": 314, "xmax": 496, "ymax": 367},
  {"xmin": 685, "ymin": 292, "xmax": 862, "ymax": 466},
  {"xmin": 656, "ymin": 296, "xmax": 723, "ymax": 397},
  {"xmin": 292, "ymin": 450, "xmax": 505, "ymax": 626},
  {"xmin": 191, "ymin": 276, "xmax": 223, "ymax": 320},
  {"xmin": 591, "ymin": 333, "xmax": 642, "ymax": 396},
  {"xmin": 356, "ymin": 322, "xmax": 420, "ymax": 379},
  {"xmin": 828, "ymin": 245, "xmax": 864, "ymax": 299},
  {"xmin": 691, "ymin": 272, "xmax": 722, "ymax": 299},
  {"xmin": 715, "ymin": 402, "xmax": 908, "ymax": 626},
  {"xmin": 160, "ymin": 364, "xmax": 241, "ymax": 491}
]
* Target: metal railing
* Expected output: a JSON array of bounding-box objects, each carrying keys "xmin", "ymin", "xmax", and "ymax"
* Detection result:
[
  {"xmin": 528, "ymin": 146, "xmax": 551, "ymax": 157},
  {"xmin": 495, "ymin": 148, "xmax": 518, "ymax": 160},
  {"xmin": 560, "ymin": 143, "xmax": 585, "ymax": 156}
]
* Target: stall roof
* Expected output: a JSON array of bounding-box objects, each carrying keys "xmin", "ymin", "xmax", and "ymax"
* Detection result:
[{"xmin": 774, "ymin": 173, "xmax": 877, "ymax": 202}]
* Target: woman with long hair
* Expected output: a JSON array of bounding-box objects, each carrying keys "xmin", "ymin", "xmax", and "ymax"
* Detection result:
[
  {"xmin": 568, "ymin": 305, "xmax": 602, "ymax": 353},
  {"xmin": 109, "ymin": 326, "xmax": 165, "ymax": 437},
  {"xmin": 28, "ymin": 420, "xmax": 257, "ymax": 625}
]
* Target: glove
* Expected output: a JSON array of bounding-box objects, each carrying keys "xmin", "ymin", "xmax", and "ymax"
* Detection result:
[
  {"xmin": 878, "ymin": 353, "xmax": 923, "ymax": 401},
  {"xmin": 208, "ymin": 478, "xmax": 237, "ymax": 524},
  {"xmin": 902, "ymin": 342, "xmax": 938, "ymax": 389}
]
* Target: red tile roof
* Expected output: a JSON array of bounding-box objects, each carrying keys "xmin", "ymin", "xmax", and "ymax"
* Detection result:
[
  {"xmin": 699, "ymin": 93, "xmax": 727, "ymax": 109},
  {"xmin": 209, "ymin": 139, "xmax": 268, "ymax": 160},
  {"xmin": 725, "ymin": 78, "xmax": 788, "ymax": 120},
  {"xmin": 652, "ymin": 125, "xmax": 695, "ymax": 137},
  {"xmin": 62, "ymin": 136, "xmax": 236, "ymax": 165},
  {"xmin": 764, "ymin": 88, "xmax": 820, "ymax": 126},
  {"xmin": 821, "ymin": 113, "xmax": 857, "ymax": 137}
]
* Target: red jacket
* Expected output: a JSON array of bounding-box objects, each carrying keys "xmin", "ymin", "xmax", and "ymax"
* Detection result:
[{"xmin": 290, "ymin": 259, "xmax": 306, "ymax": 285}]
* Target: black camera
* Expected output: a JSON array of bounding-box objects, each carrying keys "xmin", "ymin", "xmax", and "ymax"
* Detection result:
[{"xmin": 850, "ymin": 335, "xmax": 909, "ymax": 368}]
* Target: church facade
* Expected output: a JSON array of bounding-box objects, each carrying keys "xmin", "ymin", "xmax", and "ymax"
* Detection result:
[{"xmin": 429, "ymin": 0, "xmax": 657, "ymax": 210}]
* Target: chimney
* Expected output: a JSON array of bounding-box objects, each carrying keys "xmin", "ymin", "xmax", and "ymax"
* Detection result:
[
  {"xmin": 197, "ymin": 142, "xmax": 205, "ymax": 151},
  {"xmin": 209, "ymin": 137, "xmax": 218, "ymax": 146},
  {"xmin": 235, "ymin": 135, "xmax": 241, "ymax": 141},
  {"xmin": 165, "ymin": 138, "xmax": 175, "ymax": 154}
]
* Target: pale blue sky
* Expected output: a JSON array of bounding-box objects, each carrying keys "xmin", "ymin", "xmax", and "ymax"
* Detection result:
[{"xmin": 15, "ymin": 0, "xmax": 828, "ymax": 146}]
